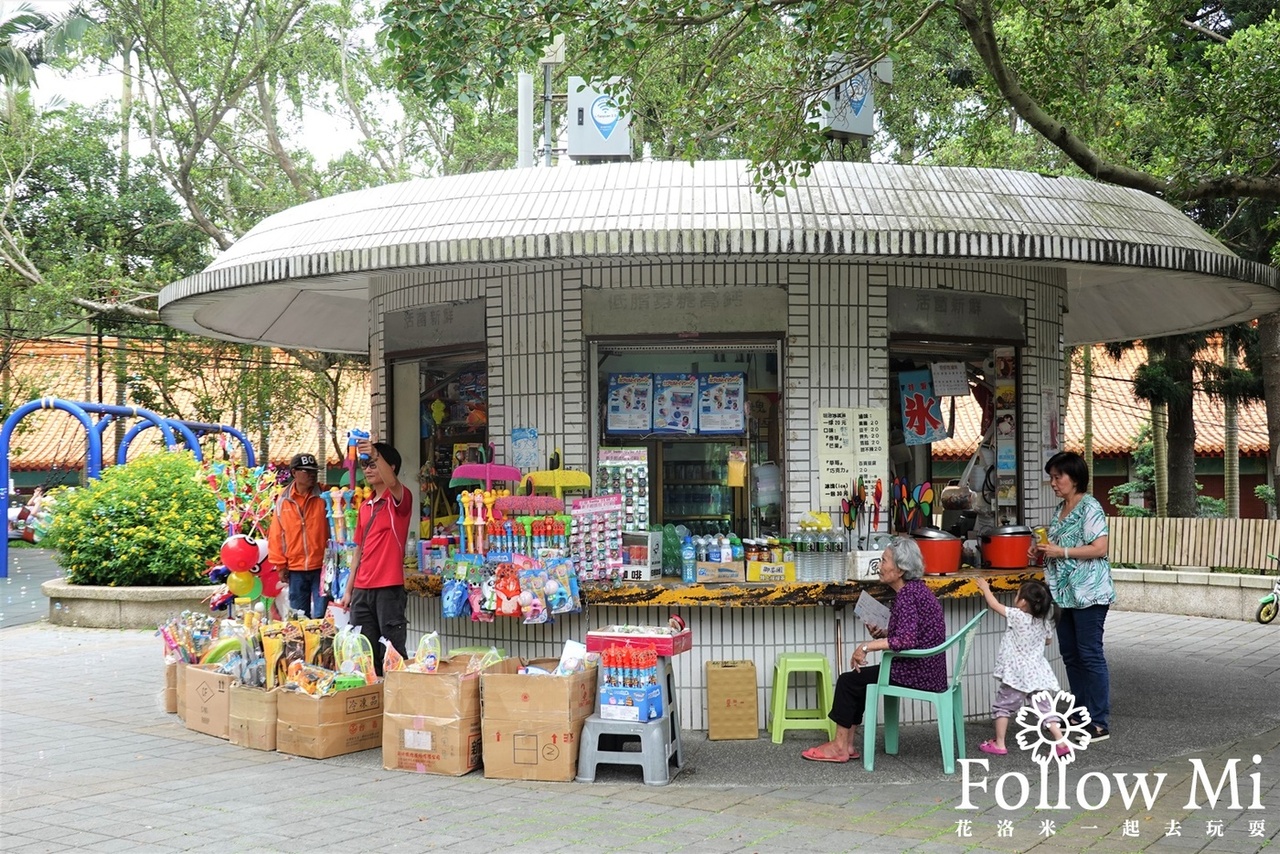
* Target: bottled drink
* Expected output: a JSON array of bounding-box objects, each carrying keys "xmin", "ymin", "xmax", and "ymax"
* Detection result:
[
  {"xmin": 816, "ymin": 530, "xmax": 833, "ymax": 581},
  {"xmin": 831, "ymin": 525, "xmax": 847, "ymax": 581},
  {"xmin": 707, "ymin": 535, "xmax": 721, "ymax": 563},
  {"xmin": 681, "ymin": 537, "xmax": 696, "ymax": 583},
  {"xmin": 695, "ymin": 536, "xmax": 709, "ymax": 563},
  {"xmin": 794, "ymin": 528, "xmax": 812, "ymax": 582},
  {"xmin": 729, "ymin": 534, "xmax": 744, "ymax": 562}
]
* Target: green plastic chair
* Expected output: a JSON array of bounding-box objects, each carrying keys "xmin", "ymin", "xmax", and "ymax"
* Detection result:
[{"xmin": 862, "ymin": 609, "xmax": 988, "ymax": 774}]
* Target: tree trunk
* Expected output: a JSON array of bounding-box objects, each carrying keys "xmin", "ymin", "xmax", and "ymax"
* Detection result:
[
  {"xmin": 1224, "ymin": 396, "xmax": 1239, "ymax": 518},
  {"xmin": 1082, "ymin": 345, "xmax": 1093, "ymax": 491},
  {"xmin": 1164, "ymin": 336, "xmax": 1198, "ymax": 517},
  {"xmin": 1260, "ymin": 312, "xmax": 1280, "ymax": 485},
  {"xmin": 1153, "ymin": 401, "xmax": 1168, "ymax": 518}
]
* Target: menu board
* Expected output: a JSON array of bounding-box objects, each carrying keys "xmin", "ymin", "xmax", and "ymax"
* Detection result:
[
  {"xmin": 606, "ymin": 373, "xmax": 653, "ymax": 435},
  {"xmin": 852, "ymin": 407, "xmax": 890, "ymax": 506},
  {"xmin": 652, "ymin": 373, "xmax": 698, "ymax": 434},
  {"xmin": 697, "ymin": 372, "xmax": 746, "ymax": 434}
]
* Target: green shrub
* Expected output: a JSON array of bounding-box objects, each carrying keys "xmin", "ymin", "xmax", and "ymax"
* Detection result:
[{"xmin": 45, "ymin": 452, "xmax": 222, "ymax": 586}]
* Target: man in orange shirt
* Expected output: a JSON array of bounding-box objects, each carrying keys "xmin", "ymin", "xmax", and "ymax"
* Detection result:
[{"xmin": 268, "ymin": 453, "xmax": 330, "ymax": 618}]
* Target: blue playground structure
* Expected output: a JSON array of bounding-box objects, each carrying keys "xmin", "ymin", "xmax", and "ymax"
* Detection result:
[{"xmin": 1, "ymin": 398, "xmax": 256, "ymax": 578}]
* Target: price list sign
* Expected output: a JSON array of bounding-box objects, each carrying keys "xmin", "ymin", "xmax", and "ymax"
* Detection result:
[
  {"xmin": 852, "ymin": 408, "xmax": 889, "ymax": 531},
  {"xmin": 816, "ymin": 409, "xmax": 856, "ymax": 511}
]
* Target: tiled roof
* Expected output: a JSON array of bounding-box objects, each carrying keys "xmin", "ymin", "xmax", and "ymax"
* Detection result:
[
  {"xmin": 4, "ymin": 339, "xmax": 370, "ymax": 472},
  {"xmin": 932, "ymin": 343, "xmax": 1268, "ymax": 460},
  {"xmin": 159, "ymin": 160, "xmax": 1280, "ymax": 352}
]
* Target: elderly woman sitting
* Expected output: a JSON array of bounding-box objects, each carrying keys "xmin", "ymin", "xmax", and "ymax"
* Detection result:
[{"xmin": 802, "ymin": 536, "xmax": 948, "ymax": 763}]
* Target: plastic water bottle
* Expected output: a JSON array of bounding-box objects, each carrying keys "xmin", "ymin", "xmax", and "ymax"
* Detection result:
[
  {"xmin": 794, "ymin": 528, "xmax": 813, "ymax": 581},
  {"xmin": 681, "ymin": 537, "xmax": 696, "ymax": 583},
  {"xmin": 816, "ymin": 529, "xmax": 833, "ymax": 581},
  {"xmin": 830, "ymin": 525, "xmax": 847, "ymax": 581}
]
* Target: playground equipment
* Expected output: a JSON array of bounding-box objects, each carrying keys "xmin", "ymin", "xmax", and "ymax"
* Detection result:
[{"xmin": 0, "ymin": 397, "xmax": 257, "ymax": 578}]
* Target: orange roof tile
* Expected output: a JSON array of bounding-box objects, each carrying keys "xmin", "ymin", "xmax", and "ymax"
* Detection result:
[
  {"xmin": 4, "ymin": 338, "xmax": 370, "ymax": 471},
  {"xmin": 932, "ymin": 343, "xmax": 1268, "ymax": 460}
]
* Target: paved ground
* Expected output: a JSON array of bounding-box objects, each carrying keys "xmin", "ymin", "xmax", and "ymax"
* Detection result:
[
  {"xmin": 2, "ymin": 550, "xmax": 1278, "ymax": 853},
  {"xmin": 0, "ymin": 546, "xmax": 62, "ymax": 629}
]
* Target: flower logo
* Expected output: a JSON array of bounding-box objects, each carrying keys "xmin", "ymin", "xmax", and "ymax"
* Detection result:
[{"xmin": 1014, "ymin": 690, "xmax": 1092, "ymax": 765}]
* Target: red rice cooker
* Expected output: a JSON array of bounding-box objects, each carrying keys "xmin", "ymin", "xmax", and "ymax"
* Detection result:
[
  {"xmin": 982, "ymin": 525, "xmax": 1035, "ymax": 569},
  {"xmin": 911, "ymin": 528, "xmax": 962, "ymax": 575}
]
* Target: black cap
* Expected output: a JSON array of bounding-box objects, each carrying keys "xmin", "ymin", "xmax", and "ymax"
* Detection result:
[{"xmin": 289, "ymin": 453, "xmax": 319, "ymax": 472}]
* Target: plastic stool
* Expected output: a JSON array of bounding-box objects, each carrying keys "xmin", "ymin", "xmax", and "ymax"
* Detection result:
[
  {"xmin": 769, "ymin": 652, "xmax": 836, "ymax": 743},
  {"xmin": 448, "ymin": 646, "xmax": 506, "ymax": 657},
  {"xmin": 575, "ymin": 714, "xmax": 683, "ymax": 786}
]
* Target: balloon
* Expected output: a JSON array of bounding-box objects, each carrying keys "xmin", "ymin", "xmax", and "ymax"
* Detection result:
[
  {"xmin": 227, "ymin": 571, "xmax": 255, "ymax": 596},
  {"xmin": 220, "ymin": 534, "xmax": 260, "ymax": 572},
  {"xmin": 246, "ymin": 577, "xmax": 263, "ymax": 600},
  {"xmin": 256, "ymin": 559, "xmax": 283, "ymax": 597},
  {"xmin": 255, "ymin": 537, "xmax": 269, "ymax": 565}
]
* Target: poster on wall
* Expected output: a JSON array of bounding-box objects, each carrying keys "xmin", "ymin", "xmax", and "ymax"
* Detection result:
[
  {"xmin": 1042, "ymin": 388, "xmax": 1061, "ymax": 465},
  {"xmin": 818, "ymin": 456, "xmax": 855, "ymax": 509},
  {"xmin": 697, "ymin": 372, "xmax": 746, "ymax": 434},
  {"xmin": 897, "ymin": 370, "xmax": 949, "ymax": 446},
  {"xmin": 652, "ymin": 373, "xmax": 699, "ymax": 434},
  {"xmin": 511, "ymin": 427, "xmax": 539, "ymax": 470},
  {"xmin": 929, "ymin": 362, "xmax": 970, "ymax": 397},
  {"xmin": 852, "ymin": 407, "xmax": 890, "ymax": 528},
  {"xmin": 606, "ymin": 373, "xmax": 653, "ymax": 434},
  {"xmin": 816, "ymin": 408, "xmax": 856, "ymax": 512}
]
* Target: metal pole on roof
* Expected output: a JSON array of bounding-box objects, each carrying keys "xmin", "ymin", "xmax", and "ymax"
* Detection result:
[{"xmin": 517, "ymin": 72, "xmax": 534, "ymax": 168}]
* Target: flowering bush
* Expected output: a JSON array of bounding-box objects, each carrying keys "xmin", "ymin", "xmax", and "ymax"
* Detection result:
[{"xmin": 45, "ymin": 452, "xmax": 223, "ymax": 586}]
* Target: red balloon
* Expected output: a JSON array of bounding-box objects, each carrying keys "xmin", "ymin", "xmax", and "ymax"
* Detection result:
[
  {"xmin": 256, "ymin": 558, "xmax": 283, "ymax": 598},
  {"xmin": 220, "ymin": 534, "xmax": 261, "ymax": 573}
]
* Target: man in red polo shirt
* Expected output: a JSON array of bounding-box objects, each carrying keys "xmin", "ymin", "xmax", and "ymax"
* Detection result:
[{"xmin": 338, "ymin": 436, "xmax": 412, "ymax": 676}]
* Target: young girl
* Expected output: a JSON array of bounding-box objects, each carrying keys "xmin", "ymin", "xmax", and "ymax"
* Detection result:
[{"xmin": 974, "ymin": 577, "xmax": 1067, "ymax": 756}]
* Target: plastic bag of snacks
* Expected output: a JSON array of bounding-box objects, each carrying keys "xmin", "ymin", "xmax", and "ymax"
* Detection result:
[{"xmin": 334, "ymin": 625, "xmax": 376, "ymax": 683}]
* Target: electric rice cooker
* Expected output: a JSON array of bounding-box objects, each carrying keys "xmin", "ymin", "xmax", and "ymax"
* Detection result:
[
  {"xmin": 911, "ymin": 527, "xmax": 962, "ymax": 575},
  {"xmin": 981, "ymin": 525, "xmax": 1035, "ymax": 569}
]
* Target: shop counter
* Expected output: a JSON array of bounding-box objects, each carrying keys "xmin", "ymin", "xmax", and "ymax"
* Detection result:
[{"xmin": 402, "ymin": 567, "xmax": 1062, "ymax": 732}]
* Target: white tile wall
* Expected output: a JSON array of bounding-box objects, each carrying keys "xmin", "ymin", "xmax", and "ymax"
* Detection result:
[
  {"xmin": 373, "ymin": 256, "xmax": 1070, "ymax": 732},
  {"xmin": 405, "ymin": 590, "xmax": 1066, "ymax": 732}
]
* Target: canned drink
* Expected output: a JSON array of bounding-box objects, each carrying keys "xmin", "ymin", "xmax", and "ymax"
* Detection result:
[{"xmin": 1033, "ymin": 526, "xmax": 1050, "ymax": 545}]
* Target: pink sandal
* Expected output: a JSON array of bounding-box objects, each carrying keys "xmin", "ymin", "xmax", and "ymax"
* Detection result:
[{"xmin": 979, "ymin": 740, "xmax": 1008, "ymax": 755}]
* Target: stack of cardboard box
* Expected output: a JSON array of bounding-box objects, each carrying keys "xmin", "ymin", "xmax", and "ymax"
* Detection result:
[
  {"xmin": 383, "ymin": 656, "xmax": 520, "ymax": 776},
  {"xmin": 480, "ymin": 659, "xmax": 598, "ymax": 782},
  {"xmin": 276, "ymin": 682, "xmax": 383, "ymax": 759}
]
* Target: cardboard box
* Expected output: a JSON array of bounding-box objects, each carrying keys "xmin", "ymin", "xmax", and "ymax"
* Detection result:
[
  {"xmin": 164, "ymin": 661, "xmax": 178, "ymax": 714},
  {"xmin": 480, "ymin": 659, "xmax": 597, "ymax": 781},
  {"xmin": 849, "ymin": 550, "xmax": 883, "ymax": 580},
  {"xmin": 229, "ymin": 685, "xmax": 278, "ymax": 751},
  {"xmin": 746, "ymin": 561, "xmax": 796, "ymax": 582},
  {"xmin": 696, "ymin": 560, "xmax": 746, "ymax": 583},
  {"xmin": 599, "ymin": 683, "xmax": 663, "ymax": 722},
  {"xmin": 175, "ymin": 660, "xmax": 187, "ymax": 721},
  {"xmin": 706, "ymin": 660, "xmax": 759, "ymax": 740},
  {"xmin": 183, "ymin": 664, "xmax": 232, "ymax": 740},
  {"xmin": 382, "ymin": 656, "xmax": 518, "ymax": 776},
  {"xmin": 620, "ymin": 531, "xmax": 663, "ymax": 582},
  {"xmin": 586, "ymin": 627, "xmax": 693, "ymax": 657},
  {"xmin": 276, "ymin": 682, "xmax": 384, "ymax": 759}
]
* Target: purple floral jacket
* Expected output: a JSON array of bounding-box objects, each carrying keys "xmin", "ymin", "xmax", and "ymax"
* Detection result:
[{"xmin": 885, "ymin": 579, "xmax": 948, "ymax": 692}]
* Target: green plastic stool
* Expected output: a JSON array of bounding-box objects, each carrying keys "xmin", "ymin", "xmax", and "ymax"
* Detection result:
[
  {"xmin": 448, "ymin": 646, "xmax": 507, "ymax": 657},
  {"xmin": 769, "ymin": 652, "xmax": 836, "ymax": 743}
]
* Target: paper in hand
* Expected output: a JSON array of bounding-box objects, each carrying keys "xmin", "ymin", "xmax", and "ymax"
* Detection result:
[{"xmin": 854, "ymin": 591, "xmax": 891, "ymax": 631}]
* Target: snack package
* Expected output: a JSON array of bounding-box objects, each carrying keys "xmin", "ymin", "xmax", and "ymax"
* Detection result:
[
  {"xmin": 381, "ymin": 638, "xmax": 406, "ymax": 673},
  {"xmin": 494, "ymin": 564, "xmax": 523, "ymax": 618},
  {"xmin": 441, "ymin": 578, "xmax": 469, "ymax": 618},
  {"xmin": 415, "ymin": 631, "xmax": 441, "ymax": 673},
  {"xmin": 553, "ymin": 639, "xmax": 588, "ymax": 676},
  {"xmin": 334, "ymin": 625, "xmax": 376, "ymax": 683},
  {"xmin": 260, "ymin": 623, "xmax": 286, "ymax": 690}
]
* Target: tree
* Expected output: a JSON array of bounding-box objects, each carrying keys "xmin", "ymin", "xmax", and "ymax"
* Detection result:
[{"xmin": 379, "ymin": 0, "xmax": 1280, "ymax": 515}]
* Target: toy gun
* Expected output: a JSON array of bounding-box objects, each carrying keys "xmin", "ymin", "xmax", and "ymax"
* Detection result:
[{"xmin": 348, "ymin": 429, "xmax": 371, "ymax": 463}]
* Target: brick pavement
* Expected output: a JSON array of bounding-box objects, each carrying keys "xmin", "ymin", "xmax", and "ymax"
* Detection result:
[{"xmin": 1, "ymin": 611, "xmax": 1277, "ymax": 853}]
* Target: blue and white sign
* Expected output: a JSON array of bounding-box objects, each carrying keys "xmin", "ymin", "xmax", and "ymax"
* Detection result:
[
  {"xmin": 567, "ymin": 76, "xmax": 633, "ymax": 159},
  {"xmin": 591, "ymin": 95, "xmax": 620, "ymax": 139}
]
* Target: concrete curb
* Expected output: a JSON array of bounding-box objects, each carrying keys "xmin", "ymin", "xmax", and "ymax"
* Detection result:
[
  {"xmin": 40, "ymin": 577, "xmax": 213, "ymax": 629},
  {"xmin": 1113, "ymin": 567, "xmax": 1273, "ymax": 621}
]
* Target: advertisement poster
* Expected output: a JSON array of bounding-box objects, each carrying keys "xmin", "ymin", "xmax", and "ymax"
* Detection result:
[
  {"xmin": 898, "ymin": 370, "xmax": 949, "ymax": 446},
  {"xmin": 697, "ymin": 372, "xmax": 746, "ymax": 434},
  {"xmin": 652, "ymin": 373, "xmax": 699, "ymax": 434},
  {"xmin": 511, "ymin": 427, "xmax": 539, "ymax": 471},
  {"xmin": 606, "ymin": 373, "xmax": 653, "ymax": 434},
  {"xmin": 930, "ymin": 362, "xmax": 970, "ymax": 397}
]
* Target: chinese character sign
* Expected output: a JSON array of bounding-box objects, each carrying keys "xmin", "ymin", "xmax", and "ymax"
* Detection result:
[{"xmin": 898, "ymin": 370, "xmax": 949, "ymax": 446}]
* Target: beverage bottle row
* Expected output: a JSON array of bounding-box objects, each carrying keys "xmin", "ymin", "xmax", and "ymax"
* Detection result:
[{"xmin": 792, "ymin": 526, "xmax": 847, "ymax": 582}]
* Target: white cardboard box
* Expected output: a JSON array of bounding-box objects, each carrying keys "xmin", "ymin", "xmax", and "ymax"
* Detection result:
[
  {"xmin": 620, "ymin": 532, "xmax": 663, "ymax": 582},
  {"xmin": 848, "ymin": 550, "xmax": 883, "ymax": 581}
]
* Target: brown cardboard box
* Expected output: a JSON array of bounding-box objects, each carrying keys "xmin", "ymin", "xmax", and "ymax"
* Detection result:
[
  {"xmin": 175, "ymin": 660, "xmax": 187, "ymax": 721},
  {"xmin": 183, "ymin": 664, "xmax": 232, "ymax": 739},
  {"xmin": 164, "ymin": 661, "xmax": 178, "ymax": 714},
  {"xmin": 695, "ymin": 561, "xmax": 746, "ymax": 583},
  {"xmin": 381, "ymin": 656, "xmax": 518, "ymax": 776},
  {"xmin": 706, "ymin": 660, "xmax": 759, "ymax": 740},
  {"xmin": 229, "ymin": 685, "xmax": 278, "ymax": 751},
  {"xmin": 276, "ymin": 682, "xmax": 383, "ymax": 759},
  {"xmin": 480, "ymin": 659, "xmax": 597, "ymax": 781}
]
